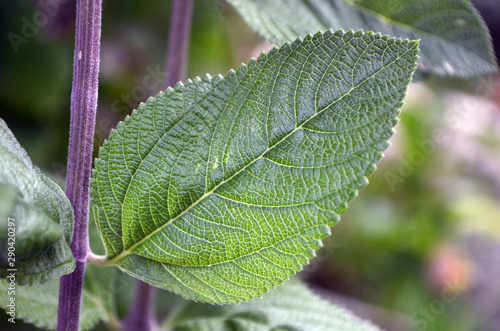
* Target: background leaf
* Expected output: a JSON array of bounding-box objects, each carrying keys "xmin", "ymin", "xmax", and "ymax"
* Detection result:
[
  {"xmin": 227, "ymin": 0, "xmax": 497, "ymax": 79},
  {"xmin": 163, "ymin": 278, "xmax": 381, "ymax": 331},
  {"xmin": 92, "ymin": 30, "xmax": 418, "ymax": 304},
  {"xmin": 0, "ymin": 119, "xmax": 74, "ymax": 285}
]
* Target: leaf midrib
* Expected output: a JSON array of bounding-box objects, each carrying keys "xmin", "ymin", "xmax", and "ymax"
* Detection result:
[{"xmin": 104, "ymin": 40, "xmax": 416, "ymax": 266}]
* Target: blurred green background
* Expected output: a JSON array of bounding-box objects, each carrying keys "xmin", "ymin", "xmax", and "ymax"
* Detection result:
[{"xmin": 1, "ymin": 1, "xmax": 500, "ymax": 330}]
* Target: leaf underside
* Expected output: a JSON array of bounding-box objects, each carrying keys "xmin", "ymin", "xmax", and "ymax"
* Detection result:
[
  {"xmin": 227, "ymin": 0, "xmax": 498, "ymax": 79},
  {"xmin": 166, "ymin": 279, "xmax": 381, "ymax": 331},
  {"xmin": 92, "ymin": 30, "xmax": 418, "ymax": 304},
  {"xmin": 0, "ymin": 119, "xmax": 74, "ymax": 285}
]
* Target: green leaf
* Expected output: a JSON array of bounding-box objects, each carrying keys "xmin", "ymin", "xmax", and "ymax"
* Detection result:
[
  {"xmin": 227, "ymin": 0, "xmax": 498, "ymax": 79},
  {"xmin": 163, "ymin": 279, "xmax": 381, "ymax": 331},
  {"xmin": 0, "ymin": 119, "xmax": 74, "ymax": 285},
  {"xmin": 92, "ymin": 30, "xmax": 418, "ymax": 304},
  {"xmin": 0, "ymin": 264, "xmax": 116, "ymax": 330}
]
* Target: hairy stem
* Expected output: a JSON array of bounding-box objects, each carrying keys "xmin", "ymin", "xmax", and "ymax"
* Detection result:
[
  {"xmin": 124, "ymin": 1, "xmax": 193, "ymax": 330},
  {"xmin": 57, "ymin": 0, "xmax": 102, "ymax": 330},
  {"xmin": 164, "ymin": 0, "xmax": 194, "ymax": 89}
]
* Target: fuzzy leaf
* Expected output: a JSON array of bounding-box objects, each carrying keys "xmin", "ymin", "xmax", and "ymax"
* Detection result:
[
  {"xmin": 227, "ymin": 0, "xmax": 498, "ymax": 78},
  {"xmin": 164, "ymin": 279, "xmax": 381, "ymax": 331},
  {"xmin": 0, "ymin": 119, "xmax": 74, "ymax": 285},
  {"xmin": 92, "ymin": 30, "xmax": 418, "ymax": 304}
]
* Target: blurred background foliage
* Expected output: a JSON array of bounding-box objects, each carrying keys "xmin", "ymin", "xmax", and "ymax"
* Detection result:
[{"xmin": 1, "ymin": 0, "xmax": 499, "ymax": 330}]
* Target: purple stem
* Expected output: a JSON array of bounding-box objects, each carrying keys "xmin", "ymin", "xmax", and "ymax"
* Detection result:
[
  {"xmin": 124, "ymin": 281, "xmax": 158, "ymax": 331},
  {"xmin": 124, "ymin": 1, "xmax": 193, "ymax": 330},
  {"xmin": 57, "ymin": 0, "xmax": 102, "ymax": 330},
  {"xmin": 164, "ymin": 0, "xmax": 194, "ymax": 89}
]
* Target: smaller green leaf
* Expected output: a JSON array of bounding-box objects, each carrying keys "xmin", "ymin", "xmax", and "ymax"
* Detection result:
[
  {"xmin": 0, "ymin": 196, "xmax": 122, "ymax": 331},
  {"xmin": 162, "ymin": 279, "xmax": 381, "ymax": 331},
  {"xmin": 0, "ymin": 184, "xmax": 64, "ymax": 260},
  {"xmin": 227, "ymin": 0, "xmax": 498, "ymax": 79},
  {"xmin": 0, "ymin": 118, "xmax": 74, "ymax": 285}
]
